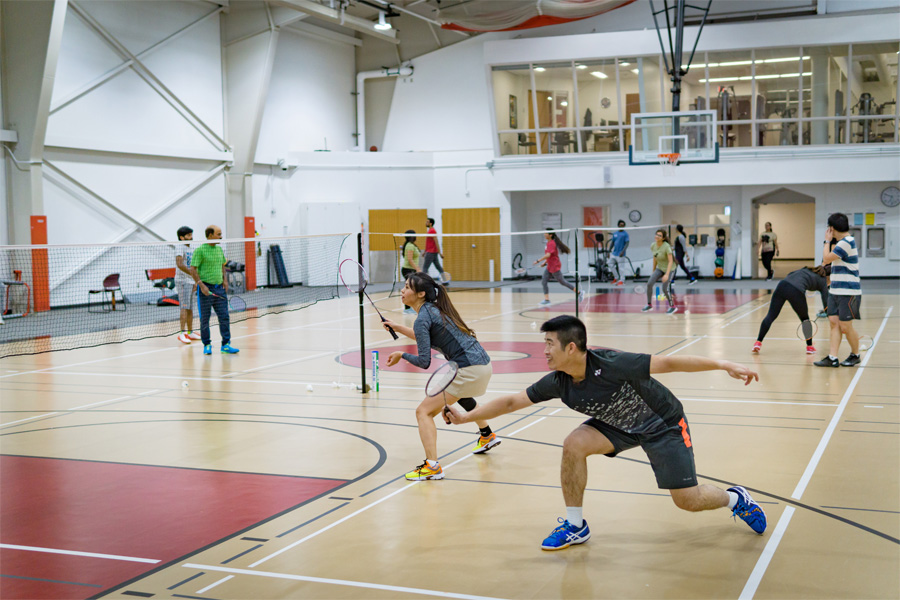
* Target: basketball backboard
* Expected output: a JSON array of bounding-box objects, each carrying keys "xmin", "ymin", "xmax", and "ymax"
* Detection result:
[{"xmin": 629, "ymin": 110, "xmax": 719, "ymax": 165}]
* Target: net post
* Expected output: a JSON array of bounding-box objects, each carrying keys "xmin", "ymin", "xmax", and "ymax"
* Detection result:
[
  {"xmin": 30, "ymin": 216, "xmax": 50, "ymax": 312},
  {"xmin": 357, "ymin": 232, "xmax": 370, "ymax": 394},
  {"xmin": 574, "ymin": 228, "xmax": 580, "ymax": 319},
  {"xmin": 243, "ymin": 216, "xmax": 256, "ymax": 291}
]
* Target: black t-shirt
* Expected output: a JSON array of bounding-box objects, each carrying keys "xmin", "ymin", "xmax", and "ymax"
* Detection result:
[{"xmin": 526, "ymin": 349, "xmax": 685, "ymax": 435}]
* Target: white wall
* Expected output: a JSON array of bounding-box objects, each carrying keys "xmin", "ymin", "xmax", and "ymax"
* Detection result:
[{"xmin": 255, "ymin": 29, "xmax": 356, "ymax": 160}]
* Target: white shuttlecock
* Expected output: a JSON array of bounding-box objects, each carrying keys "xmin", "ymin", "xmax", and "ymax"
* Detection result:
[
  {"xmin": 332, "ymin": 381, "xmax": 340, "ymax": 388},
  {"xmin": 356, "ymin": 385, "xmax": 363, "ymax": 391},
  {"xmin": 306, "ymin": 384, "xmax": 314, "ymax": 392},
  {"xmin": 181, "ymin": 381, "xmax": 189, "ymax": 389},
  {"xmin": 530, "ymin": 322, "xmax": 537, "ymax": 329}
]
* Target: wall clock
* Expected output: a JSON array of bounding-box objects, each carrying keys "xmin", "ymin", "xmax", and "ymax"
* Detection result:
[
  {"xmin": 629, "ymin": 210, "xmax": 642, "ymax": 223},
  {"xmin": 881, "ymin": 186, "xmax": 900, "ymax": 208}
]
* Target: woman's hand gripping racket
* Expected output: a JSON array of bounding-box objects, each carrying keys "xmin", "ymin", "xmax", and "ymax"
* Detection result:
[
  {"xmin": 425, "ymin": 361, "xmax": 459, "ymax": 424},
  {"xmin": 339, "ymin": 259, "xmax": 398, "ymax": 339}
]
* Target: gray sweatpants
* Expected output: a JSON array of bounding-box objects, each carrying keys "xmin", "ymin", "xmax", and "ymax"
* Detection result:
[
  {"xmin": 646, "ymin": 269, "xmax": 674, "ymax": 307},
  {"xmin": 542, "ymin": 269, "xmax": 576, "ymax": 294}
]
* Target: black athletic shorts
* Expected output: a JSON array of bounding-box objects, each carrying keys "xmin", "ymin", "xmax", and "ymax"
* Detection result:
[
  {"xmin": 827, "ymin": 294, "xmax": 861, "ymax": 322},
  {"xmin": 583, "ymin": 416, "xmax": 697, "ymax": 489}
]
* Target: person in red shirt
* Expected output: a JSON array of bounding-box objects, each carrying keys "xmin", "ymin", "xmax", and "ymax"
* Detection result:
[
  {"xmin": 422, "ymin": 217, "xmax": 448, "ymax": 284},
  {"xmin": 535, "ymin": 229, "xmax": 583, "ymax": 306}
]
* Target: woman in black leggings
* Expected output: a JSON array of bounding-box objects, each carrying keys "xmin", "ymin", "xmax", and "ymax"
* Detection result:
[
  {"xmin": 673, "ymin": 224, "xmax": 697, "ymax": 284},
  {"xmin": 753, "ymin": 265, "xmax": 829, "ymax": 354}
]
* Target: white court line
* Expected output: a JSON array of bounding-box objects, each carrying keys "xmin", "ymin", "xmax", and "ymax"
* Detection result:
[
  {"xmin": 0, "ymin": 543, "xmax": 159, "ymax": 563},
  {"xmin": 196, "ymin": 575, "xmax": 233, "ymax": 594},
  {"xmin": 0, "ymin": 313, "xmax": 361, "ymax": 381},
  {"xmin": 739, "ymin": 306, "xmax": 893, "ymax": 599},
  {"xmin": 666, "ymin": 336, "xmax": 705, "ymax": 355},
  {"xmin": 183, "ymin": 564, "xmax": 508, "ymax": 600},
  {"xmin": 863, "ymin": 405, "xmax": 883, "ymax": 409},
  {"xmin": 0, "ymin": 390, "xmax": 161, "ymax": 429},
  {"xmin": 224, "ymin": 351, "xmax": 335, "ymax": 378},
  {"xmin": 737, "ymin": 507, "xmax": 796, "ymax": 600},
  {"xmin": 720, "ymin": 303, "xmax": 769, "ymax": 329},
  {"xmin": 680, "ymin": 397, "xmax": 835, "ymax": 407},
  {"xmin": 506, "ymin": 418, "xmax": 546, "ymax": 437},
  {"xmin": 248, "ymin": 451, "xmax": 479, "ymax": 568}
]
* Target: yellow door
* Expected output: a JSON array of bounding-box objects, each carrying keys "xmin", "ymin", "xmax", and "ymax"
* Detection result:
[
  {"xmin": 442, "ymin": 208, "xmax": 500, "ymax": 281},
  {"xmin": 368, "ymin": 209, "xmax": 427, "ymax": 280}
]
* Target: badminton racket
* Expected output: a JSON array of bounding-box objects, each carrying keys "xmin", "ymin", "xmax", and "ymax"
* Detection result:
[
  {"xmin": 425, "ymin": 361, "xmax": 459, "ymax": 424},
  {"xmin": 797, "ymin": 317, "xmax": 818, "ymax": 341},
  {"xmin": 339, "ymin": 259, "xmax": 398, "ymax": 340}
]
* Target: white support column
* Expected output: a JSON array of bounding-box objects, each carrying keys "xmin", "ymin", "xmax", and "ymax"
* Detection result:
[
  {"xmin": 222, "ymin": 26, "xmax": 279, "ymax": 238},
  {"xmin": 1, "ymin": 0, "xmax": 68, "ymax": 244}
]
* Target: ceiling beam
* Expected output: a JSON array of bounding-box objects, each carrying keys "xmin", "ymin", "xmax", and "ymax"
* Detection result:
[{"xmin": 268, "ymin": 0, "xmax": 399, "ymax": 44}]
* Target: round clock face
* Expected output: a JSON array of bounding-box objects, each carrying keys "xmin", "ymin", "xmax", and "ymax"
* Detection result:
[
  {"xmin": 600, "ymin": 97, "xmax": 611, "ymax": 108},
  {"xmin": 881, "ymin": 186, "xmax": 900, "ymax": 208},
  {"xmin": 629, "ymin": 210, "xmax": 642, "ymax": 223}
]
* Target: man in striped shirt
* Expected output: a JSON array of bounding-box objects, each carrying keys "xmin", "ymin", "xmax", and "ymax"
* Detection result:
[{"xmin": 815, "ymin": 213, "xmax": 861, "ymax": 367}]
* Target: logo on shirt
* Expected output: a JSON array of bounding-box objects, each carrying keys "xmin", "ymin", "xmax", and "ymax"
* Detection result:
[{"xmin": 594, "ymin": 368, "xmax": 602, "ymax": 377}]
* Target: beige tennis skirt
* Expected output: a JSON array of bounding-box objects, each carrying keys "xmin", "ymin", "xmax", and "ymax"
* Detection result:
[{"xmin": 446, "ymin": 363, "xmax": 493, "ymax": 399}]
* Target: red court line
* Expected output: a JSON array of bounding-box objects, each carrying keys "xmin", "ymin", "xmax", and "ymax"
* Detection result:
[{"xmin": 1, "ymin": 455, "xmax": 348, "ymax": 599}]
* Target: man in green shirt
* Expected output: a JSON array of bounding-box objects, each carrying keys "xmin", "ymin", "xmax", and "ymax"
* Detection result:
[{"xmin": 190, "ymin": 225, "xmax": 239, "ymax": 355}]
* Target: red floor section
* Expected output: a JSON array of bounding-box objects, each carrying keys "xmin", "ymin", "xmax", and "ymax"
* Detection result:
[
  {"xmin": 555, "ymin": 289, "xmax": 763, "ymax": 314},
  {"xmin": 0, "ymin": 455, "xmax": 348, "ymax": 599}
]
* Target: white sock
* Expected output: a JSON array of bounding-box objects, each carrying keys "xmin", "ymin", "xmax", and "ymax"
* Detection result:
[
  {"xmin": 828, "ymin": 355, "xmax": 838, "ymax": 360},
  {"xmin": 427, "ymin": 459, "xmax": 439, "ymax": 469},
  {"xmin": 566, "ymin": 507, "xmax": 584, "ymax": 528},
  {"xmin": 727, "ymin": 491, "xmax": 739, "ymax": 510}
]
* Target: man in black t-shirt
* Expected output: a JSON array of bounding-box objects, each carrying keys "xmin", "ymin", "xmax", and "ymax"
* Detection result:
[{"xmin": 447, "ymin": 315, "xmax": 767, "ymax": 550}]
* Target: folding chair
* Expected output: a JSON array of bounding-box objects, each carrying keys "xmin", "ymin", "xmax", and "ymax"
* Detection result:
[{"xmin": 88, "ymin": 274, "xmax": 127, "ymax": 312}]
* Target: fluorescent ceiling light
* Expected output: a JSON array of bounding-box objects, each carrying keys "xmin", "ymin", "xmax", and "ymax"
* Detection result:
[
  {"xmin": 683, "ymin": 56, "xmax": 810, "ymax": 69},
  {"xmin": 620, "ymin": 62, "xmax": 630, "ymax": 66},
  {"xmin": 590, "ymin": 71, "xmax": 608, "ymax": 79},
  {"xmin": 700, "ymin": 72, "xmax": 811, "ymax": 83},
  {"xmin": 561, "ymin": 101, "xmax": 568, "ymax": 106},
  {"xmin": 576, "ymin": 64, "xmax": 587, "ymax": 69},
  {"xmin": 547, "ymin": 96, "xmax": 553, "ymax": 100},
  {"xmin": 631, "ymin": 69, "xmax": 639, "ymax": 74},
  {"xmin": 534, "ymin": 67, "xmax": 546, "ymax": 72},
  {"xmin": 374, "ymin": 11, "xmax": 391, "ymax": 30}
]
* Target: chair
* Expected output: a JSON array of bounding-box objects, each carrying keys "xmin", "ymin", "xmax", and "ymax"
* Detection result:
[
  {"xmin": 517, "ymin": 133, "xmax": 536, "ymax": 154},
  {"xmin": 88, "ymin": 274, "xmax": 127, "ymax": 312}
]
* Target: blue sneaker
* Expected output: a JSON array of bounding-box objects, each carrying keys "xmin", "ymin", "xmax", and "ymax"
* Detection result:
[
  {"xmin": 203, "ymin": 344, "xmax": 212, "ymax": 355},
  {"xmin": 221, "ymin": 343, "xmax": 239, "ymax": 354},
  {"xmin": 540, "ymin": 518, "xmax": 590, "ymax": 551},
  {"xmin": 728, "ymin": 486, "xmax": 767, "ymax": 534}
]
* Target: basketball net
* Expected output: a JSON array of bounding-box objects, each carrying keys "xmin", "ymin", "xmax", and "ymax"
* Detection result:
[{"xmin": 658, "ymin": 152, "xmax": 680, "ymax": 176}]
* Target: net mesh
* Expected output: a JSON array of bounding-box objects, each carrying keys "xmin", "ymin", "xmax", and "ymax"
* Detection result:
[
  {"xmin": 369, "ymin": 226, "xmax": 669, "ymax": 295},
  {"xmin": 0, "ymin": 233, "xmax": 350, "ymax": 358}
]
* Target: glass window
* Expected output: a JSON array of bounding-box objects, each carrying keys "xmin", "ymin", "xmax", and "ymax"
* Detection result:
[
  {"xmin": 703, "ymin": 50, "xmax": 754, "ymax": 147},
  {"xmin": 576, "ymin": 59, "xmax": 620, "ymax": 153},
  {"xmin": 637, "ymin": 56, "xmax": 664, "ymax": 114},
  {"xmin": 662, "ymin": 203, "xmax": 731, "ymax": 246},
  {"xmin": 678, "ymin": 52, "xmax": 708, "ymax": 112},
  {"xmin": 619, "ymin": 58, "xmax": 640, "ymax": 150},
  {"xmin": 533, "ymin": 62, "xmax": 577, "ymax": 152},
  {"xmin": 848, "ymin": 42, "xmax": 900, "ymax": 144},
  {"xmin": 805, "ymin": 45, "xmax": 849, "ymax": 145},
  {"xmin": 492, "ymin": 65, "xmax": 532, "ymax": 138}
]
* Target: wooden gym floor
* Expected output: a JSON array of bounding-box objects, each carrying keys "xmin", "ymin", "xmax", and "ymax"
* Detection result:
[{"xmin": 1, "ymin": 281, "xmax": 898, "ymax": 599}]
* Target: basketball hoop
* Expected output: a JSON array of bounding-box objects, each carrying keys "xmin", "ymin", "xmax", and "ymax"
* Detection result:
[{"xmin": 658, "ymin": 152, "xmax": 680, "ymax": 176}]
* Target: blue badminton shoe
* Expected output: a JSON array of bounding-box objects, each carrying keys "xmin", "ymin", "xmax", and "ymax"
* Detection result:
[
  {"xmin": 541, "ymin": 518, "xmax": 591, "ymax": 550},
  {"xmin": 221, "ymin": 343, "xmax": 239, "ymax": 354},
  {"xmin": 203, "ymin": 344, "xmax": 212, "ymax": 355},
  {"xmin": 728, "ymin": 486, "xmax": 767, "ymax": 534}
]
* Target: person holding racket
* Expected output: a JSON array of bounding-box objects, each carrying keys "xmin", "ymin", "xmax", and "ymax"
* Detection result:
[
  {"xmin": 536, "ymin": 229, "xmax": 584, "ymax": 306},
  {"xmin": 445, "ymin": 315, "xmax": 766, "ymax": 550},
  {"xmin": 190, "ymin": 224, "xmax": 239, "ymax": 355},
  {"xmin": 382, "ymin": 272, "xmax": 499, "ymax": 481},
  {"xmin": 752, "ymin": 265, "xmax": 829, "ymax": 355}
]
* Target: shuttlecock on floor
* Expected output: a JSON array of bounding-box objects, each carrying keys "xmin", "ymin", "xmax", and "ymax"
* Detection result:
[
  {"xmin": 332, "ymin": 381, "xmax": 340, "ymax": 388},
  {"xmin": 530, "ymin": 322, "xmax": 537, "ymax": 329},
  {"xmin": 306, "ymin": 384, "xmax": 314, "ymax": 392},
  {"xmin": 181, "ymin": 381, "xmax": 189, "ymax": 389}
]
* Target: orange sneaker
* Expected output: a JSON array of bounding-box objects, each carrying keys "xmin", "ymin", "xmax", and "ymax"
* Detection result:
[
  {"xmin": 471, "ymin": 432, "xmax": 501, "ymax": 454},
  {"xmin": 405, "ymin": 461, "xmax": 443, "ymax": 481}
]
